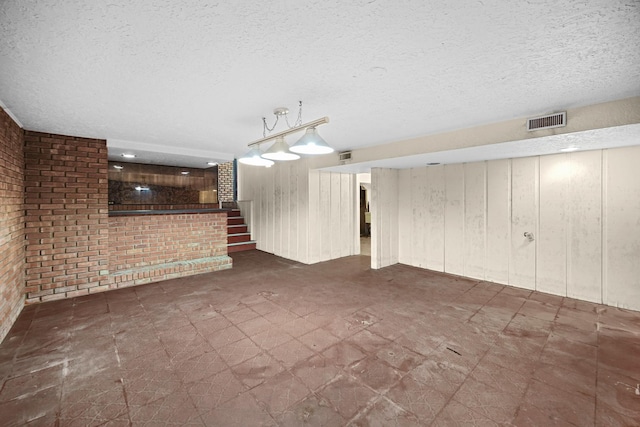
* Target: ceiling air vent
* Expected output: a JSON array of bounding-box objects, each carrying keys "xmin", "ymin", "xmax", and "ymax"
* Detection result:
[
  {"xmin": 527, "ymin": 112, "xmax": 566, "ymax": 131},
  {"xmin": 339, "ymin": 151, "xmax": 352, "ymax": 162}
]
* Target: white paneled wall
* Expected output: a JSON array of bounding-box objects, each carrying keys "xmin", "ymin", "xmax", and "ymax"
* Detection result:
[
  {"xmin": 371, "ymin": 168, "xmax": 399, "ymax": 269},
  {"xmin": 444, "ymin": 164, "xmax": 465, "ymax": 276},
  {"xmin": 485, "ymin": 160, "xmax": 510, "ymax": 284},
  {"xmin": 308, "ymin": 170, "xmax": 356, "ymax": 263},
  {"xmin": 604, "ymin": 147, "xmax": 640, "ymax": 309},
  {"xmin": 239, "ymin": 161, "xmax": 356, "ymax": 265},
  {"xmin": 398, "ymin": 146, "xmax": 640, "ymax": 310},
  {"xmin": 509, "ymin": 157, "xmax": 538, "ymax": 290}
]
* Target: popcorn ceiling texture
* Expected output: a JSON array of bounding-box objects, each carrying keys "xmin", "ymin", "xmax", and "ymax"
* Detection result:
[{"xmin": 0, "ymin": 0, "xmax": 638, "ymax": 163}]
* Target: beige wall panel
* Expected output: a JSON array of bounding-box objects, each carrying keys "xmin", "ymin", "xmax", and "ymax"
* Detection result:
[
  {"xmin": 537, "ymin": 154, "xmax": 569, "ymax": 296},
  {"xmin": 273, "ymin": 165, "xmax": 283, "ymax": 257},
  {"xmin": 398, "ymin": 169, "xmax": 412, "ymax": 265},
  {"xmin": 340, "ymin": 173, "xmax": 354, "ymax": 258},
  {"xmin": 426, "ymin": 166, "xmax": 446, "ymax": 271},
  {"xmin": 567, "ymin": 151, "xmax": 603, "ymax": 303},
  {"xmin": 444, "ymin": 164, "xmax": 465, "ymax": 276},
  {"xmin": 486, "ymin": 159, "xmax": 510, "ymax": 284},
  {"xmin": 307, "ymin": 169, "xmax": 321, "ymax": 264},
  {"xmin": 371, "ymin": 168, "xmax": 399, "ymax": 269},
  {"xmin": 296, "ymin": 161, "xmax": 309, "ymax": 264},
  {"xmin": 264, "ymin": 167, "xmax": 276, "ymax": 254},
  {"xmin": 509, "ymin": 157, "xmax": 538, "ymax": 290},
  {"xmin": 330, "ymin": 173, "xmax": 342, "ymax": 259},
  {"xmin": 411, "ymin": 167, "xmax": 428, "ymax": 268},
  {"xmin": 319, "ymin": 172, "xmax": 332, "ymax": 262},
  {"xmin": 389, "ymin": 171, "xmax": 400, "ymax": 265},
  {"xmin": 604, "ymin": 146, "xmax": 640, "ymax": 310},
  {"xmin": 281, "ymin": 165, "xmax": 292, "ymax": 259},
  {"xmin": 463, "ymin": 162, "xmax": 487, "ymax": 280},
  {"xmin": 287, "ymin": 164, "xmax": 297, "ymax": 261}
]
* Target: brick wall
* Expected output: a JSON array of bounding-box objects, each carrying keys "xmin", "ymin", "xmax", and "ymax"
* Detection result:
[
  {"xmin": 0, "ymin": 108, "xmax": 25, "ymax": 342},
  {"xmin": 218, "ymin": 161, "xmax": 234, "ymax": 202},
  {"xmin": 23, "ymin": 131, "xmax": 110, "ymax": 303},
  {"xmin": 108, "ymin": 212, "xmax": 231, "ymax": 288}
]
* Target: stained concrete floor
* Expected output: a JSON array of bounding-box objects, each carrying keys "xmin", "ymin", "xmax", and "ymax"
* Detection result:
[{"xmin": 1, "ymin": 250, "xmax": 639, "ymax": 426}]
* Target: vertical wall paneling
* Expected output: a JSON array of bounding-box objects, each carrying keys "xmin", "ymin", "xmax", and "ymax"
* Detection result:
[
  {"xmin": 444, "ymin": 164, "xmax": 465, "ymax": 275},
  {"xmin": 463, "ymin": 162, "xmax": 487, "ymax": 280},
  {"xmin": 411, "ymin": 167, "xmax": 428, "ymax": 268},
  {"xmin": 509, "ymin": 157, "xmax": 538, "ymax": 290},
  {"xmin": 307, "ymin": 169, "xmax": 320, "ymax": 264},
  {"xmin": 397, "ymin": 169, "xmax": 412, "ymax": 264},
  {"xmin": 273, "ymin": 164, "xmax": 283, "ymax": 256},
  {"xmin": 240, "ymin": 145, "xmax": 639, "ymax": 310},
  {"xmin": 371, "ymin": 168, "xmax": 399, "ymax": 269},
  {"xmin": 330, "ymin": 173, "xmax": 341, "ymax": 259},
  {"xmin": 296, "ymin": 161, "xmax": 309, "ymax": 263},
  {"xmin": 389, "ymin": 171, "xmax": 399, "ymax": 265},
  {"xmin": 486, "ymin": 159, "xmax": 510, "ymax": 284},
  {"xmin": 340, "ymin": 174, "xmax": 353, "ymax": 258},
  {"xmin": 567, "ymin": 151, "xmax": 603, "ymax": 303},
  {"xmin": 319, "ymin": 172, "xmax": 332, "ymax": 261},
  {"xmin": 265, "ymin": 167, "xmax": 276, "ymax": 253},
  {"xmin": 537, "ymin": 154, "xmax": 569, "ymax": 295},
  {"xmin": 604, "ymin": 146, "xmax": 640, "ymax": 310},
  {"xmin": 426, "ymin": 166, "xmax": 446, "ymax": 271},
  {"xmin": 286, "ymin": 164, "xmax": 296, "ymax": 260}
]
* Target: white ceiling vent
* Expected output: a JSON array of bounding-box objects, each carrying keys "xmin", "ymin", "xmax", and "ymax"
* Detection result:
[{"xmin": 527, "ymin": 112, "xmax": 566, "ymax": 131}]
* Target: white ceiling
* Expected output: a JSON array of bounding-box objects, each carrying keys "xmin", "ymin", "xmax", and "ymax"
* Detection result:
[{"xmin": 1, "ymin": 0, "xmax": 639, "ymax": 168}]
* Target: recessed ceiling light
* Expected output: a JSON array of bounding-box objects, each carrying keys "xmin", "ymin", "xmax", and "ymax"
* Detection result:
[
  {"xmin": 134, "ymin": 186, "xmax": 149, "ymax": 191},
  {"xmin": 207, "ymin": 162, "xmax": 218, "ymax": 166},
  {"xmin": 559, "ymin": 146, "xmax": 579, "ymax": 152},
  {"xmin": 181, "ymin": 171, "xmax": 190, "ymax": 175},
  {"xmin": 121, "ymin": 153, "xmax": 136, "ymax": 158},
  {"xmin": 113, "ymin": 165, "xmax": 123, "ymax": 170}
]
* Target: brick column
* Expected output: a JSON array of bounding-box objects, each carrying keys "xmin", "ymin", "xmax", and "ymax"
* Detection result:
[
  {"xmin": 23, "ymin": 132, "xmax": 110, "ymax": 303},
  {"xmin": 218, "ymin": 161, "xmax": 235, "ymax": 203}
]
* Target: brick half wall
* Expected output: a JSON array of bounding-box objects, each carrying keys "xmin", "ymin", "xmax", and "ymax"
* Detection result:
[{"xmin": 108, "ymin": 212, "xmax": 231, "ymax": 288}]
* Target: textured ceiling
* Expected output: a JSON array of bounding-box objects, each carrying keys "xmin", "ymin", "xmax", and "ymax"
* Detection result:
[{"xmin": 1, "ymin": 0, "xmax": 639, "ymax": 168}]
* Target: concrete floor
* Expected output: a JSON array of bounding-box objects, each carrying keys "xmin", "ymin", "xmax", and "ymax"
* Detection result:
[{"xmin": 0, "ymin": 251, "xmax": 639, "ymax": 426}]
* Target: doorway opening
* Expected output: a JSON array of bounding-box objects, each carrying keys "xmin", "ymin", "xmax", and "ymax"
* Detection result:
[{"xmin": 356, "ymin": 173, "xmax": 371, "ymax": 256}]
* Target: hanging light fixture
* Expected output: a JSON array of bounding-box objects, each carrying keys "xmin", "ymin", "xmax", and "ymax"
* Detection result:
[
  {"xmin": 289, "ymin": 127, "xmax": 334, "ymax": 155},
  {"xmin": 262, "ymin": 136, "xmax": 300, "ymax": 161},
  {"xmin": 239, "ymin": 101, "xmax": 332, "ymax": 167},
  {"xmin": 237, "ymin": 147, "xmax": 274, "ymax": 167}
]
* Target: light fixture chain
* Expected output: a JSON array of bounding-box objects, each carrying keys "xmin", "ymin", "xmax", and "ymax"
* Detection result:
[
  {"xmin": 285, "ymin": 101, "xmax": 303, "ymax": 129},
  {"xmin": 262, "ymin": 115, "xmax": 280, "ymax": 138}
]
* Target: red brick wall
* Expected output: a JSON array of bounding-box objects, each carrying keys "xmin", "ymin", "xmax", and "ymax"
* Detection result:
[
  {"xmin": 23, "ymin": 131, "xmax": 110, "ymax": 303},
  {"xmin": 0, "ymin": 108, "xmax": 25, "ymax": 342},
  {"xmin": 108, "ymin": 212, "xmax": 230, "ymax": 288}
]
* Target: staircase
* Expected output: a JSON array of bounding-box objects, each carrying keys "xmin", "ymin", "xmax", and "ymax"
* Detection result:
[{"xmin": 226, "ymin": 209, "xmax": 256, "ymax": 253}]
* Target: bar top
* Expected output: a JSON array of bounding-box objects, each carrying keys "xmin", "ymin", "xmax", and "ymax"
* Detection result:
[{"xmin": 108, "ymin": 208, "xmax": 228, "ymax": 217}]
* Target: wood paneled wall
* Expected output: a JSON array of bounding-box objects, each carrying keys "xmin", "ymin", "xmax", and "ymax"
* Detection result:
[
  {"xmin": 238, "ymin": 161, "xmax": 356, "ymax": 264},
  {"xmin": 371, "ymin": 168, "xmax": 399, "ymax": 269},
  {"xmin": 397, "ymin": 146, "xmax": 640, "ymax": 310}
]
